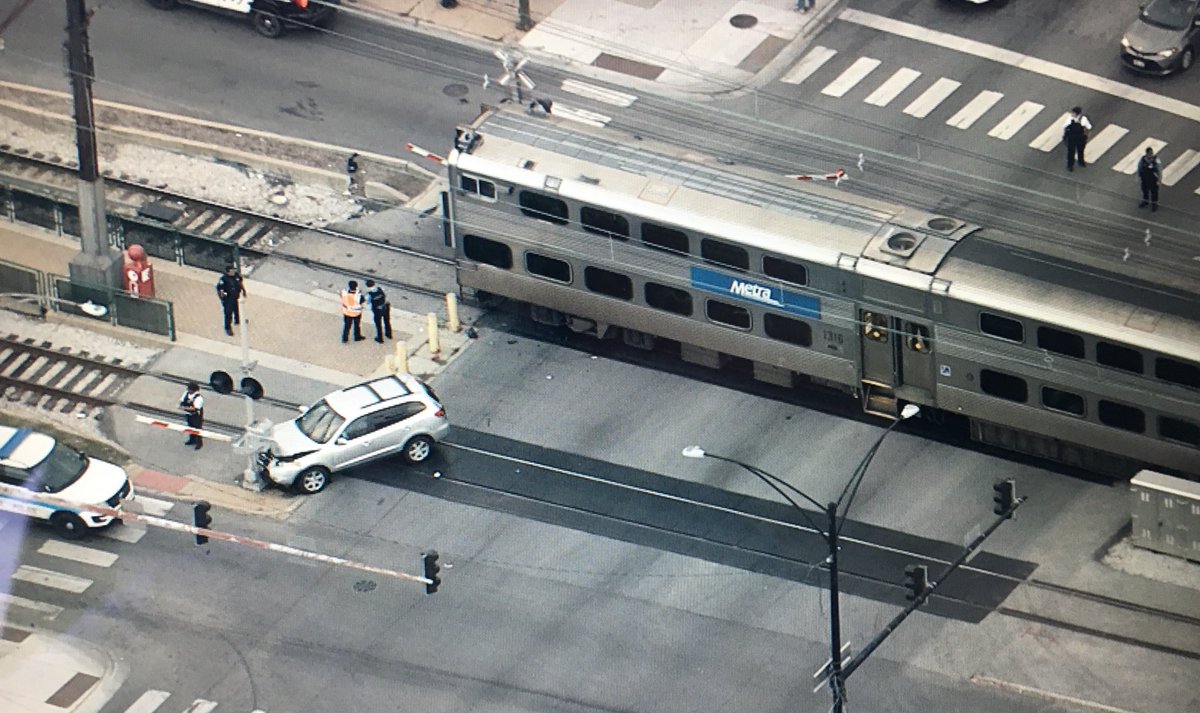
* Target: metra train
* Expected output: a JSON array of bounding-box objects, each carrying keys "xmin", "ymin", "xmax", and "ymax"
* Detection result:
[{"xmin": 443, "ymin": 106, "xmax": 1200, "ymax": 480}]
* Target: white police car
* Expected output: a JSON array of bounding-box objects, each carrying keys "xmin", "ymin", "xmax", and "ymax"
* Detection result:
[
  {"xmin": 0, "ymin": 426, "xmax": 134, "ymax": 538},
  {"xmin": 146, "ymin": 0, "xmax": 340, "ymax": 38}
]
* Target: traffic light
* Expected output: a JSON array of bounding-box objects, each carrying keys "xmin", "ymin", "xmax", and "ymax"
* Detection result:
[
  {"xmin": 904, "ymin": 564, "xmax": 928, "ymax": 601},
  {"xmin": 422, "ymin": 551, "xmax": 441, "ymax": 594},
  {"xmin": 209, "ymin": 370, "xmax": 263, "ymax": 400},
  {"xmin": 993, "ymin": 479, "xmax": 1017, "ymax": 518},
  {"xmin": 192, "ymin": 501, "xmax": 212, "ymax": 546}
]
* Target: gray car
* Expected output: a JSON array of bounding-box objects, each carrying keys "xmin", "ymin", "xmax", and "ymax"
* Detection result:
[
  {"xmin": 1120, "ymin": 0, "xmax": 1200, "ymax": 74},
  {"xmin": 256, "ymin": 374, "xmax": 450, "ymax": 494}
]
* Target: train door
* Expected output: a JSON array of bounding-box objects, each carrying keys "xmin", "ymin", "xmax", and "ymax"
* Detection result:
[{"xmin": 859, "ymin": 310, "xmax": 934, "ymax": 417}]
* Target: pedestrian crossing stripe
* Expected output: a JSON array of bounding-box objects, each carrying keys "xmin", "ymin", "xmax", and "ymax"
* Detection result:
[
  {"xmin": 946, "ymin": 90, "xmax": 1004, "ymax": 130},
  {"xmin": 903, "ymin": 77, "xmax": 960, "ymax": 119},
  {"xmin": 1162, "ymin": 149, "xmax": 1200, "ymax": 187},
  {"xmin": 186, "ymin": 699, "xmax": 219, "ymax": 713},
  {"xmin": 864, "ymin": 67, "xmax": 921, "ymax": 107},
  {"xmin": 12, "ymin": 564, "xmax": 92, "ymax": 593},
  {"xmin": 559, "ymin": 79, "xmax": 637, "ymax": 107},
  {"xmin": 550, "ymin": 104, "xmax": 611, "ymax": 128},
  {"xmin": 781, "ymin": 45, "xmax": 837, "ymax": 84},
  {"xmin": 0, "ymin": 592, "xmax": 63, "ymax": 620},
  {"xmin": 123, "ymin": 690, "xmax": 170, "ymax": 713},
  {"xmin": 1028, "ymin": 112, "xmax": 1071, "ymax": 152},
  {"xmin": 1113, "ymin": 138, "xmax": 1168, "ymax": 174},
  {"xmin": 822, "ymin": 57, "xmax": 881, "ymax": 97},
  {"xmin": 103, "ymin": 524, "xmax": 147, "ymax": 544},
  {"xmin": 1083, "ymin": 125, "xmax": 1129, "ymax": 165},
  {"xmin": 37, "ymin": 540, "xmax": 118, "ymax": 567},
  {"xmin": 135, "ymin": 495, "xmax": 175, "ymax": 517},
  {"xmin": 987, "ymin": 101, "xmax": 1043, "ymax": 140}
]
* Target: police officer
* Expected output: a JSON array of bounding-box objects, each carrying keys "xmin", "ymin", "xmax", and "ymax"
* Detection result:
[
  {"xmin": 365, "ymin": 279, "xmax": 392, "ymax": 343},
  {"xmin": 1137, "ymin": 146, "xmax": 1163, "ymax": 212},
  {"xmin": 1062, "ymin": 106, "xmax": 1091, "ymax": 172},
  {"xmin": 215, "ymin": 265, "xmax": 246, "ymax": 336},
  {"xmin": 180, "ymin": 382, "xmax": 205, "ymax": 450},
  {"xmin": 340, "ymin": 280, "xmax": 365, "ymax": 343},
  {"xmin": 345, "ymin": 152, "xmax": 359, "ymax": 196}
]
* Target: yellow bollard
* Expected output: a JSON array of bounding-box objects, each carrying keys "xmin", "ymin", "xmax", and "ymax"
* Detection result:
[
  {"xmin": 427, "ymin": 312, "xmax": 440, "ymax": 359},
  {"xmin": 446, "ymin": 292, "xmax": 461, "ymax": 333},
  {"xmin": 392, "ymin": 340, "xmax": 408, "ymax": 374}
]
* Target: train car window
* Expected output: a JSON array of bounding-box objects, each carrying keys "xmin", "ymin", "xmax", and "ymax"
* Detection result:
[
  {"xmin": 764, "ymin": 313, "xmax": 812, "ymax": 346},
  {"xmin": 1159, "ymin": 417, "xmax": 1200, "ymax": 448},
  {"xmin": 525, "ymin": 252, "xmax": 571, "ymax": 283},
  {"xmin": 580, "ymin": 207, "xmax": 630, "ymax": 241},
  {"xmin": 1098, "ymin": 400, "xmax": 1145, "ymax": 433},
  {"xmin": 1096, "ymin": 342, "xmax": 1144, "ymax": 374},
  {"xmin": 705, "ymin": 300, "xmax": 752, "ymax": 330},
  {"xmin": 862, "ymin": 312, "xmax": 887, "ymax": 342},
  {"xmin": 645, "ymin": 282, "xmax": 693, "ymax": 316},
  {"xmin": 762, "ymin": 256, "xmax": 808, "ymax": 286},
  {"xmin": 462, "ymin": 235, "xmax": 512, "ymax": 269},
  {"xmin": 641, "ymin": 223, "xmax": 690, "ymax": 254},
  {"xmin": 1155, "ymin": 357, "xmax": 1200, "ymax": 389},
  {"xmin": 700, "ymin": 239, "xmax": 750, "ymax": 271},
  {"xmin": 1036, "ymin": 326, "xmax": 1085, "ymax": 358},
  {"xmin": 518, "ymin": 191, "xmax": 569, "ymax": 225},
  {"xmin": 584, "ymin": 267, "xmax": 633, "ymax": 300},
  {"xmin": 979, "ymin": 369, "xmax": 1028, "ymax": 403},
  {"xmin": 905, "ymin": 324, "xmax": 930, "ymax": 353},
  {"xmin": 979, "ymin": 313, "xmax": 1024, "ymax": 343},
  {"xmin": 1041, "ymin": 386, "xmax": 1085, "ymax": 416},
  {"xmin": 458, "ymin": 175, "xmax": 497, "ymax": 200}
]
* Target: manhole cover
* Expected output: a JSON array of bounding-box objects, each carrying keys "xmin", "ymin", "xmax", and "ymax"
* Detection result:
[
  {"xmin": 443, "ymin": 83, "xmax": 470, "ymax": 98},
  {"xmin": 729, "ymin": 14, "xmax": 758, "ymax": 29},
  {"xmin": 353, "ymin": 579, "xmax": 377, "ymax": 593}
]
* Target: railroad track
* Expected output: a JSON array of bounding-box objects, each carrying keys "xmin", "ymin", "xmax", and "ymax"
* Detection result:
[{"xmin": 0, "ymin": 333, "xmax": 144, "ymax": 417}]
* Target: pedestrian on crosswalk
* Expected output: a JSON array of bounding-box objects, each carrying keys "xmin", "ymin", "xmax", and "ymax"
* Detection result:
[
  {"xmin": 1062, "ymin": 106, "xmax": 1091, "ymax": 171},
  {"xmin": 1137, "ymin": 147, "xmax": 1163, "ymax": 212},
  {"xmin": 340, "ymin": 280, "xmax": 366, "ymax": 343},
  {"xmin": 180, "ymin": 382, "xmax": 204, "ymax": 450}
]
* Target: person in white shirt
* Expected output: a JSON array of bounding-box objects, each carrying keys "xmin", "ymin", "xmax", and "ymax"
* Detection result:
[
  {"xmin": 180, "ymin": 382, "xmax": 205, "ymax": 450},
  {"xmin": 1062, "ymin": 106, "xmax": 1092, "ymax": 171}
]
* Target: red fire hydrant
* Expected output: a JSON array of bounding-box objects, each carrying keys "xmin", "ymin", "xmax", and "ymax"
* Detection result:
[{"xmin": 122, "ymin": 244, "xmax": 155, "ymax": 298}]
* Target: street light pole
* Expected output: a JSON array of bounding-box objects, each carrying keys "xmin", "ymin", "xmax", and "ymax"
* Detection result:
[{"xmin": 826, "ymin": 499, "xmax": 845, "ymax": 712}]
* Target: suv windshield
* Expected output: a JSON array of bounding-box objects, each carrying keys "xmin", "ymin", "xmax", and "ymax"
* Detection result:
[
  {"xmin": 30, "ymin": 443, "xmax": 89, "ymax": 492},
  {"xmin": 1141, "ymin": 0, "xmax": 1198, "ymax": 30},
  {"xmin": 296, "ymin": 401, "xmax": 345, "ymax": 444}
]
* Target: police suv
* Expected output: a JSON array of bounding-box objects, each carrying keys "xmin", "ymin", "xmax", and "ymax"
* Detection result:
[
  {"xmin": 0, "ymin": 426, "xmax": 135, "ymax": 538},
  {"xmin": 146, "ymin": 0, "xmax": 339, "ymax": 38}
]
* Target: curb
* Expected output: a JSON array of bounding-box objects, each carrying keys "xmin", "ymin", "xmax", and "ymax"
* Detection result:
[{"xmin": 128, "ymin": 466, "xmax": 304, "ymax": 521}]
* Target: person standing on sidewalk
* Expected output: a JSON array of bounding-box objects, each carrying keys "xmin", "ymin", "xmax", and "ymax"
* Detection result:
[
  {"xmin": 345, "ymin": 152, "xmax": 359, "ymax": 197},
  {"xmin": 215, "ymin": 265, "xmax": 246, "ymax": 336},
  {"xmin": 365, "ymin": 279, "xmax": 393, "ymax": 343},
  {"xmin": 340, "ymin": 280, "xmax": 366, "ymax": 343},
  {"xmin": 1062, "ymin": 106, "xmax": 1091, "ymax": 172},
  {"xmin": 1137, "ymin": 146, "xmax": 1163, "ymax": 212},
  {"xmin": 180, "ymin": 382, "xmax": 204, "ymax": 450},
  {"xmin": 795, "ymin": 0, "xmax": 815, "ymax": 11}
]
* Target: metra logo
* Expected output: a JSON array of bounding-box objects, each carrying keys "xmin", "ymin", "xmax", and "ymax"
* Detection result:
[{"xmin": 729, "ymin": 280, "xmax": 778, "ymax": 304}]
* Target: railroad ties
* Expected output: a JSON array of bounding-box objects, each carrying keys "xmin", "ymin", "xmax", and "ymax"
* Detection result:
[{"xmin": 0, "ymin": 335, "xmax": 142, "ymax": 418}]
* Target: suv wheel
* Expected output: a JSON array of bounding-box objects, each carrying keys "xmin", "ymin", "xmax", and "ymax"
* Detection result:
[
  {"xmin": 253, "ymin": 11, "xmax": 284, "ymax": 38},
  {"xmin": 50, "ymin": 511, "xmax": 87, "ymax": 540},
  {"xmin": 403, "ymin": 435, "xmax": 434, "ymax": 464},
  {"xmin": 296, "ymin": 467, "xmax": 330, "ymax": 494}
]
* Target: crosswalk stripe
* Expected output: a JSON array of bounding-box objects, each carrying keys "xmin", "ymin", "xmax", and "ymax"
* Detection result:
[
  {"xmin": 13, "ymin": 565, "xmax": 92, "ymax": 593},
  {"xmin": 135, "ymin": 495, "xmax": 175, "ymax": 517},
  {"xmin": 1082, "ymin": 125, "xmax": 1130, "ymax": 164},
  {"xmin": 186, "ymin": 699, "xmax": 218, "ymax": 713},
  {"xmin": 560, "ymin": 79, "xmax": 637, "ymax": 107},
  {"xmin": 1028, "ymin": 112, "xmax": 1072, "ymax": 152},
  {"xmin": 123, "ymin": 690, "xmax": 171, "ymax": 713},
  {"xmin": 821, "ymin": 57, "xmax": 881, "ymax": 97},
  {"xmin": 103, "ymin": 525, "xmax": 147, "ymax": 544},
  {"xmin": 946, "ymin": 90, "xmax": 1004, "ymax": 129},
  {"xmin": 987, "ymin": 101, "xmax": 1044, "ymax": 140},
  {"xmin": 863, "ymin": 67, "xmax": 922, "ymax": 107},
  {"xmin": 1161, "ymin": 149, "xmax": 1200, "ymax": 186},
  {"xmin": 550, "ymin": 104, "xmax": 610, "ymax": 128},
  {"xmin": 903, "ymin": 77, "xmax": 960, "ymax": 118},
  {"xmin": 781, "ymin": 46, "xmax": 837, "ymax": 84},
  {"xmin": 1113, "ymin": 138, "xmax": 1168, "ymax": 174},
  {"xmin": 0, "ymin": 592, "xmax": 63, "ymax": 620},
  {"xmin": 37, "ymin": 540, "xmax": 119, "ymax": 567}
]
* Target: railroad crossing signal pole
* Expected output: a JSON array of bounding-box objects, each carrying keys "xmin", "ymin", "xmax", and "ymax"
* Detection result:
[{"xmin": 64, "ymin": 0, "xmax": 122, "ymax": 291}]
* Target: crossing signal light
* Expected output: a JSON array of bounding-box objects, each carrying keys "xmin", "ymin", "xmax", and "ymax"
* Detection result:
[
  {"xmin": 993, "ymin": 479, "xmax": 1017, "ymax": 518},
  {"xmin": 904, "ymin": 564, "xmax": 928, "ymax": 601},
  {"xmin": 209, "ymin": 370, "xmax": 263, "ymax": 400},
  {"xmin": 422, "ymin": 551, "xmax": 441, "ymax": 594},
  {"xmin": 192, "ymin": 501, "xmax": 212, "ymax": 546}
]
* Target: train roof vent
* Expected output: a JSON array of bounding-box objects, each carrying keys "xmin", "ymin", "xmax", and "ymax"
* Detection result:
[
  {"xmin": 924, "ymin": 216, "xmax": 962, "ymax": 233},
  {"xmin": 454, "ymin": 127, "xmax": 480, "ymax": 152},
  {"xmin": 578, "ymin": 175, "xmax": 601, "ymax": 185},
  {"xmin": 881, "ymin": 230, "xmax": 924, "ymax": 258}
]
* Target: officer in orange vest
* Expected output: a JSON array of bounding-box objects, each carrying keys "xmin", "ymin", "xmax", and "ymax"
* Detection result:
[{"xmin": 340, "ymin": 280, "xmax": 366, "ymax": 343}]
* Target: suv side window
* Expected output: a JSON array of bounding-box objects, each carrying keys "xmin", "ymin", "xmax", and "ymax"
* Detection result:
[
  {"xmin": 375, "ymin": 403, "xmax": 426, "ymax": 430},
  {"xmin": 342, "ymin": 415, "xmax": 384, "ymax": 441},
  {"xmin": 0, "ymin": 463, "xmax": 28, "ymax": 486}
]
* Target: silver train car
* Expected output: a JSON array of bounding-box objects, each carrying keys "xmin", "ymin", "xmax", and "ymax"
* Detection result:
[{"xmin": 443, "ymin": 106, "xmax": 1200, "ymax": 480}]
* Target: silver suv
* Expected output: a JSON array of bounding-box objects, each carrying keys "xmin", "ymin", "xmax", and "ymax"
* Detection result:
[{"xmin": 257, "ymin": 375, "xmax": 450, "ymax": 494}]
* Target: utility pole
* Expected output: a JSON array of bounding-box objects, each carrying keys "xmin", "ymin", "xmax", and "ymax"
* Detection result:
[
  {"xmin": 516, "ymin": 0, "xmax": 533, "ymax": 31},
  {"xmin": 64, "ymin": 0, "xmax": 121, "ymax": 290}
]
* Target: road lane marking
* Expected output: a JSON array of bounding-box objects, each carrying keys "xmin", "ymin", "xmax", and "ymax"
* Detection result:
[
  {"xmin": 102, "ymin": 525, "xmax": 147, "ymax": 544},
  {"xmin": 987, "ymin": 101, "xmax": 1044, "ymax": 140},
  {"xmin": 1029, "ymin": 112, "xmax": 1072, "ymax": 152},
  {"xmin": 12, "ymin": 565, "xmax": 92, "ymax": 593},
  {"xmin": 122, "ymin": 690, "xmax": 170, "ymax": 713},
  {"xmin": 37, "ymin": 540, "xmax": 118, "ymax": 567},
  {"xmin": 864, "ymin": 67, "xmax": 922, "ymax": 107},
  {"xmin": 781, "ymin": 46, "xmax": 837, "ymax": 84},
  {"xmin": 560, "ymin": 79, "xmax": 637, "ymax": 107},
  {"xmin": 903, "ymin": 77, "xmax": 960, "ymax": 118},
  {"xmin": 0, "ymin": 593, "xmax": 63, "ymax": 620},
  {"xmin": 1082, "ymin": 125, "xmax": 1130, "ymax": 164},
  {"xmin": 839, "ymin": 8, "xmax": 1200, "ymax": 123},
  {"xmin": 1162, "ymin": 149, "xmax": 1200, "ymax": 186},
  {"xmin": 134, "ymin": 495, "xmax": 175, "ymax": 517},
  {"xmin": 821, "ymin": 57, "xmax": 881, "ymax": 97},
  {"xmin": 1113, "ymin": 138, "xmax": 1168, "ymax": 174},
  {"xmin": 946, "ymin": 90, "xmax": 1004, "ymax": 129},
  {"xmin": 186, "ymin": 700, "xmax": 218, "ymax": 713},
  {"xmin": 550, "ymin": 104, "xmax": 611, "ymax": 128}
]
